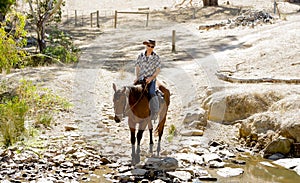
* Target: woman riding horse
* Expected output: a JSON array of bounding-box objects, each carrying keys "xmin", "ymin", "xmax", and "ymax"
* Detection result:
[
  {"xmin": 112, "ymin": 82, "xmax": 170, "ymax": 164},
  {"xmin": 113, "ymin": 39, "xmax": 170, "ymax": 164}
]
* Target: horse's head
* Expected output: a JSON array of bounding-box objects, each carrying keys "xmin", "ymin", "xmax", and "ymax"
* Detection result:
[{"xmin": 112, "ymin": 83, "xmax": 127, "ymax": 123}]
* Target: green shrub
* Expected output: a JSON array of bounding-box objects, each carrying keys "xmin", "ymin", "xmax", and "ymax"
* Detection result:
[
  {"xmin": 36, "ymin": 113, "xmax": 52, "ymax": 127},
  {"xmin": 0, "ymin": 97, "xmax": 28, "ymax": 147},
  {"xmin": 0, "ymin": 79, "xmax": 71, "ymax": 147},
  {"xmin": 167, "ymin": 124, "xmax": 177, "ymax": 142},
  {"xmin": 17, "ymin": 79, "xmax": 71, "ymax": 118}
]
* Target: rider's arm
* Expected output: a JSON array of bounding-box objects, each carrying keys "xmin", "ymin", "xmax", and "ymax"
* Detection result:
[
  {"xmin": 147, "ymin": 68, "xmax": 160, "ymax": 84},
  {"xmin": 151, "ymin": 68, "xmax": 160, "ymax": 80}
]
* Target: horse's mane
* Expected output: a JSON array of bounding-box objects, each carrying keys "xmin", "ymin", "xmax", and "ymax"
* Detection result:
[{"xmin": 126, "ymin": 85, "xmax": 145, "ymax": 96}]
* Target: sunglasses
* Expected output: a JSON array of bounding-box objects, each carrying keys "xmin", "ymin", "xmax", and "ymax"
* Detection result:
[{"xmin": 147, "ymin": 45, "xmax": 155, "ymax": 48}]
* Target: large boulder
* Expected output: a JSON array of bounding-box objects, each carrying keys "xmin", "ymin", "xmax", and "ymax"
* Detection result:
[
  {"xmin": 239, "ymin": 94, "xmax": 300, "ymax": 151},
  {"xmin": 271, "ymin": 95, "xmax": 300, "ymax": 142},
  {"xmin": 280, "ymin": 110, "xmax": 300, "ymax": 142},
  {"xmin": 240, "ymin": 95, "xmax": 300, "ymax": 141},
  {"xmin": 263, "ymin": 137, "xmax": 294, "ymax": 158},
  {"xmin": 203, "ymin": 90, "xmax": 282, "ymax": 123},
  {"xmin": 183, "ymin": 108, "xmax": 208, "ymax": 128},
  {"xmin": 239, "ymin": 111, "xmax": 281, "ymax": 138}
]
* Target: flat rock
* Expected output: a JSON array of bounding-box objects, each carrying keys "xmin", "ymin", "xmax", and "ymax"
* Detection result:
[
  {"xmin": 64, "ymin": 125, "xmax": 79, "ymax": 131},
  {"xmin": 145, "ymin": 157, "xmax": 178, "ymax": 171},
  {"xmin": 174, "ymin": 153, "xmax": 204, "ymax": 165},
  {"xmin": 202, "ymin": 153, "xmax": 222, "ymax": 163},
  {"xmin": 217, "ymin": 167, "xmax": 244, "ymax": 177},
  {"xmin": 167, "ymin": 171, "xmax": 192, "ymax": 181},
  {"xmin": 273, "ymin": 158, "xmax": 300, "ymax": 169},
  {"xmin": 209, "ymin": 161, "xmax": 225, "ymax": 168},
  {"xmin": 181, "ymin": 130, "xmax": 204, "ymax": 136}
]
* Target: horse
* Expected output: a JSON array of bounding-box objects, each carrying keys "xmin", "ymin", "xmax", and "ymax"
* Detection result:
[{"xmin": 112, "ymin": 81, "xmax": 170, "ymax": 164}]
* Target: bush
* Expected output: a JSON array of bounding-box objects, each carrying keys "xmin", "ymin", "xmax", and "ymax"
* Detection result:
[
  {"xmin": 167, "ymin": 124, "xmax": 177, "ymax": 142},
  {"xmin": 16, "ymin": 79, "xmax": 71, "ymax": 123},
  {"xmin": 0, "ymin": 97, "xmax": 28, "ymax": 147},
  {"xmin": 0, "ymin": 79, "xmax": 71, "ymax": 147}
]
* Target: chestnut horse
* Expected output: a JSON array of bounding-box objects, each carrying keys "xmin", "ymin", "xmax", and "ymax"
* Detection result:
[{"xmin": 112, "ymin": 82, "xmax": 170, "ymax": 164}]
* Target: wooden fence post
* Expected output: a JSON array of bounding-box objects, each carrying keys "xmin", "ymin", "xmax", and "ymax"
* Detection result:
[
  {"xmin": 114, "ymin": 10, "xmax": 117, "ymax": 28},
  {"xmin": 90, "ymin": 12, "xmax": 93, "ymax": 27},
  {"xmin": 97, "ymin": 10, "xmax": 100, "ymax": 28},
  {"xmin": 75, "ymin": 10, "xmax": 77, "ymax": 26},
  {"xmin": 172, "ymin": 30, "xmax": 176, "ymax": 53},
  {"xmin": 146, "ymin": 13, "xmax": 149, "ymax": 27}
]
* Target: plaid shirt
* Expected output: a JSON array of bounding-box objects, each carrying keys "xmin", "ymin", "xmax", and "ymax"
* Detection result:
[{"xmin": 135, "ymin": 51, "xmax": 161, "ymax": 80}]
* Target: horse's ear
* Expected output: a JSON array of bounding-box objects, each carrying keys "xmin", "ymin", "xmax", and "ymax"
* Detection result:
[
  {"xmin": 113, "ymin": 83, "xmax": 117, "ymax": 92},
  {"xmin": 122, "ymin": 87, "xmax": 126, "ymax": 93}
]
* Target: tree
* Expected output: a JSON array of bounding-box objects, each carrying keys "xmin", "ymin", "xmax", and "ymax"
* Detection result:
[
  {"xmin": 27, "ymin": 0, "xmax": 63, "ymax": 53},
  {"xmin": 0, "ymin": 0, "xmax": 16, "ymax": 22},
  {"xmin": 203, "ymin": 0, "xmax": 218, "ymax": 6}
]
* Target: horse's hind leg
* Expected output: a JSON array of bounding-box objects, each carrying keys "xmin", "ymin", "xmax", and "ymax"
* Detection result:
[
  {"xmin": 149, "ymin": 129, "xmax": 154, "ymax": 154},
  {"xmin": 156, "ymin": 110, "xmax": 167, "ymax": 157},
  {"xmin": 148, "ymin": 120, "xmax": 154, "ymax": 154}
]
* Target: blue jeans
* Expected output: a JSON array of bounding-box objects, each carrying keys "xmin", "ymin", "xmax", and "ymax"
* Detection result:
[
  {"xmin": 148, "ymin": 79, "xmax": 156, "ymax": 96},
  {"xmin": 148, "ymin": 79, "xmax": 159, "ymax": 119}
]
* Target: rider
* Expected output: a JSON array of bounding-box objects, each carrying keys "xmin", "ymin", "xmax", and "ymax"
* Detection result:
[{"xmin": 134, "ymin": 40, "xmax": 161, "ymax": 121}]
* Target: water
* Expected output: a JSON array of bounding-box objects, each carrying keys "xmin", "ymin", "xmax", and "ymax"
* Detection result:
[{"xmin": 207, "ymin": 154, "xmax": 300, "ymax": 183}]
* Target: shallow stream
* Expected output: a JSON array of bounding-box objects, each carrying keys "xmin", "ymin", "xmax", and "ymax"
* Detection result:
[
  {"xmin": 208, "ymin": 154, "xmax": 300, "ymax": 183},
  {"xmin": 84, "ymin": 154, "xmax": 300, "ymax": 183}
]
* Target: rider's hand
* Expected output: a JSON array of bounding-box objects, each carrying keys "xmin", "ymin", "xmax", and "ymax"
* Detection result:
[{"xmin": 146, "ymin": 77, "xmax": 152, "ymax": 84}]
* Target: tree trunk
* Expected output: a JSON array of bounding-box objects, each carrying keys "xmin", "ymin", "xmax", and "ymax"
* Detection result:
[
  {"xmin": 203, "ymin": 0, "xmax": 218, "ymax": 6},
  {"xmin": 37, "ymin": 21, "xmax": 46, "ymax": 52}
]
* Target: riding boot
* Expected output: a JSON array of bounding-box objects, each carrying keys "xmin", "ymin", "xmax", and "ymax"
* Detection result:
[{"xmin": 149, "ymin": 94, "xmax": 159, "ymax": 121}]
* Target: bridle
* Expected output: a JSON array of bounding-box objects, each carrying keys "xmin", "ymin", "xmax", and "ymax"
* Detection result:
[{"xmin": 113, "ymin": 88, "xmax": 128, "ymax": 117}]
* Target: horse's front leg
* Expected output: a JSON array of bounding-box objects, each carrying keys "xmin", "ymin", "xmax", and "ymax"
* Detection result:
[
  {"xmin": 130, "ymin": 128, "xmax": 136, "ymax": 165},
  {"xmin": 135, "ymin": 129, "xmax": 144, "ymax": 164}
]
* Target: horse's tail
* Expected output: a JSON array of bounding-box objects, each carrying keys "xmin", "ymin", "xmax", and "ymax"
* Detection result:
[{"xmin": 155, "ymin": 84, "xmax": 170, "ymax": 139}]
